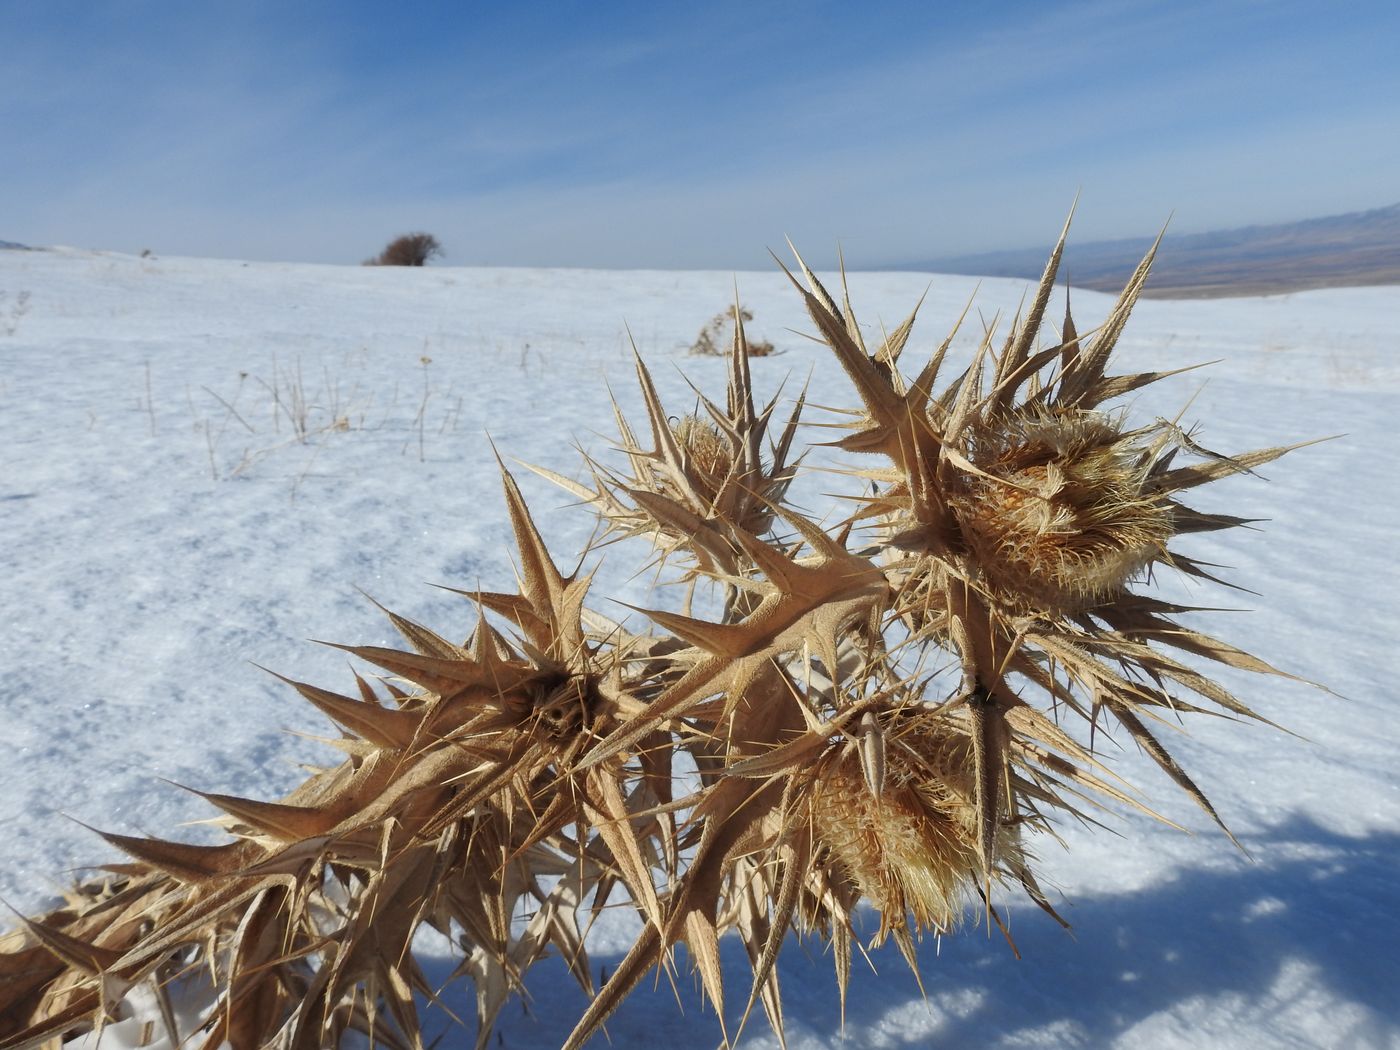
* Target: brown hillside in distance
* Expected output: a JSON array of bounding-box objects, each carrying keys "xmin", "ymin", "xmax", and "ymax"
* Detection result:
[{"xmin": 903, "ymin": 203, "xmax": 1400, "ymax": 298}]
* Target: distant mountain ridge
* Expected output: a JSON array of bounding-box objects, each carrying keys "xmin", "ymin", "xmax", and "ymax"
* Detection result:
[
  {"xmin": 0, "ymin": 240, "xmax": 33, "ymax": 251},
  {"xmin": 898, "ymin": 203, "xmax": 1400, "ymax": 298}
]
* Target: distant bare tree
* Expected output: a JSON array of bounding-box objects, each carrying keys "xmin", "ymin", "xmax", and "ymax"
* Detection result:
[{"xmin": 367, "ymin": 233, "xmax": 443, "ymax": 267}]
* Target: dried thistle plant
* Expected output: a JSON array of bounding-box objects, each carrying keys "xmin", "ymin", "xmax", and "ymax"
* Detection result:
[
  {"xmin": 0, "ymin": 218, "xmax": 1315, "ymax": 1050},
  {"xmin": 690, "ymin": 304, "xmax": 776, "ymax": 357}
]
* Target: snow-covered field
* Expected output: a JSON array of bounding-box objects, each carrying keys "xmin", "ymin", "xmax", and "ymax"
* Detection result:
[{"xmin": 2, "ymin": 245, "xmax": 1398, "ymax": 1048}]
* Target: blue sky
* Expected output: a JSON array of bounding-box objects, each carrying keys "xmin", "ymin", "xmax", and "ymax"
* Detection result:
[{"xmin": 4, "ymin": 0, "xmax": 1398, "ymax": 268}]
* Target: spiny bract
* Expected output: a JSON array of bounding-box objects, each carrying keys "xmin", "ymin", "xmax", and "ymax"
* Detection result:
[{"xmin": 0, "ymin": 217, "xmax": 1314, "ymax": 1050}]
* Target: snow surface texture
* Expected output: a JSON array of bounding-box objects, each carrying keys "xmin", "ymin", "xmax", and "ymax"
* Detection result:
[{"xmin": 1, "ymin": 246, "xmax": 1398, "ymax": 1048}]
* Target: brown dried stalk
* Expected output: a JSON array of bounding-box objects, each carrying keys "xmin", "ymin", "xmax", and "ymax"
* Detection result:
[{"xmin": 0, "ymin": 219, "xmax": 1313, "ymax": 1050}]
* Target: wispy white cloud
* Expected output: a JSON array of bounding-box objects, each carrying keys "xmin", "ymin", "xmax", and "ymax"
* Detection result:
[{"xmin": 4, "ymin": 0, "xmax": 1397, "ymax": 266}]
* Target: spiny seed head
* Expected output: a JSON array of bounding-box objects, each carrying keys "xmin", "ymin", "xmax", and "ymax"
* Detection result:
[
  {"xmin": 948, "ymin": 409, "xmax": 1172, "ymax": 615},
  {"xmin": 528, "ymin": 672, "xmax": 597, "ymax": 740},
  {"xmin": 671, "ymin": 414, "xmax": 734, "ymax": 506},
  {"xmin": 811, "ymin": 713, "xmax": 1015, "ymax": 941}
]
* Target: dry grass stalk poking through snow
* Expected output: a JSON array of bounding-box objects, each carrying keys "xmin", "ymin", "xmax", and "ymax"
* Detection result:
[{"xmin": 0, "ymin": 220, "xmax": 1317, "ymax": 1049}]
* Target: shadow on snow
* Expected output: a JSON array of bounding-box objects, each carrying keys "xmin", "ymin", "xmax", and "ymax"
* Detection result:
[{"xmin": 413, "ymin": 813, "xmax": 1400, "ymax": 1048}]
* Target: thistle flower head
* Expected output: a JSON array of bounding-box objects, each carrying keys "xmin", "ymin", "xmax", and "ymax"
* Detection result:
[
  {"xmin": 948, "ymin": 407, "xmax": 1173, "ymax": 615},
  {"xmin": 810, "ymin": 708, "xmax": 1003, "ymax": 941},
  {"xmin": 669, "ymin": 413, "xmax": 735, "ymax": 507}
]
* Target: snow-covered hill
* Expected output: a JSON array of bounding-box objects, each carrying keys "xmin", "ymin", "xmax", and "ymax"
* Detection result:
[{"xmin": 2, "ymin": 246, "xmax": 1398, "ymax": 1048}]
